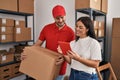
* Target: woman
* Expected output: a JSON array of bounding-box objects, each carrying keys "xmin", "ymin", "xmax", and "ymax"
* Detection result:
[{"xmin": 58, "ymin": 16, "xmax": 102, "ymax": 80}]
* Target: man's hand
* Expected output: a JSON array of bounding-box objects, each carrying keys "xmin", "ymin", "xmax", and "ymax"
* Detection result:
[
  {"xmin": 20, "ymin": 52, "xmax": 27, "ymax": 61},
  {"xmin": 55, "ymin": 55, "xmax": 64, "ymax": 65}
]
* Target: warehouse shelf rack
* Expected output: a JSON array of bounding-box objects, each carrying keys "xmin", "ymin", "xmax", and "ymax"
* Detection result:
[{"xmin": 0, "ymin": 9, "xmax": 35, "ymax": 44}]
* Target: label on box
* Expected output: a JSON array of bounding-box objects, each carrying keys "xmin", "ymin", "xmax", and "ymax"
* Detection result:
[
  {"xmin": 16, "ymin": 21, "xmax": 19, "ymax": 26},
  {"xmin": 1, "ymin": 26, "xmax": 6, "ymax": 32},
  {"xmin": 16, "ymin": 28, "xmax": 21, "ymax": 34},
  {"xmin": 2, "ymin": 35, "xmax": 6, "ymax": 40},
  {"xmin": 94, "ymin": 21, "xmax": 96, "ymax": 26},
  {"xmin": 98, "ymin": 30, "xmax": 102, "ymax": 36},
  {"xmin": 2, "ymin": 55, "xmax": 6, "ymax": 61},
  {"xmin": 99, "ymin": 22, "xmax": 102, "ymax": 27},
  {"xmin": 2, "ymin": 19, "xmax": 6, "ymax": 24}
]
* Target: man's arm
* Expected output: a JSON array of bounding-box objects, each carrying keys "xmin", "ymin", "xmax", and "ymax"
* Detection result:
[{"xmin": 33, "ymin": 39, "xmax": 43, "ymax": 46}]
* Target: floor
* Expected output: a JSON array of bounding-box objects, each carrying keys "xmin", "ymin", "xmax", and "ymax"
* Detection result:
[{"xmin": 9, "ymin": 74, "xmax": 26, "ymax": 80}]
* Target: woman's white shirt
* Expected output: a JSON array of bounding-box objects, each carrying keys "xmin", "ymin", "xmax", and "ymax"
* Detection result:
[{"xmin": 70, "ymin": 36, "xmax": 102, "ymax": 74}]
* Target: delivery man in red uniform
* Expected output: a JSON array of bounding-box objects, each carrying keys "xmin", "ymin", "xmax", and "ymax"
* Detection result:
[{"xmin": 21, "ymin": 5, "xmax": 74, "ymax": 80}]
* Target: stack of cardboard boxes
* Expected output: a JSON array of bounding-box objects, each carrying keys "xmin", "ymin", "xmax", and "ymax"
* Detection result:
[
  {"xmin": 67, "ymin": 0, "xmax": 108, "ymax": 79},
  {"xmin": 0, "ymin": 0, "xmax": 34, "ymax": 14},
  {"xmin": 0, "ymin": 18, "xmax": 31, "ymax": 43},
  {"xmin": 0, "ymin": 18, "xmax": 14, "ymax": 42},
  {"xmin": 75, "ymin": 0, "xmax": 108, "ymax": 13},
  {"xmin": 0, "ymin": 0, "xmax": 34, "ymax": 43},
  {"xmin": 75, "ymin": 0, "xmax": 108, "ymax": 38},
  {"xmin": 93, "ymin": 21, "xmax": 105, "ymax": 37},
  {"xmin": 14, "ymin": 20, "xmax": 31, "ymax": 42},
  {"xmin": 0, "ymin": 49, "xmax": 14, "ymax": 64},
  {"xmin": 0, "ymin": 48, "xmax": 16, "ymax": 80},
  {"xmin": 0, "ymin": 62, "xmax": 22, "ymax": 80},
  {"xmin": 111, "ymin": 18, "xmax": 120, "ymax": 80},
  {"xmin": 75, "ymin": 0, "xmax": 108, "ymax": 37}
]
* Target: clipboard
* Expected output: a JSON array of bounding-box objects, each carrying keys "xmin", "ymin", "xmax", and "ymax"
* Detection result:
[{"xmin": 58, "ymin": 41, "xmax": 71, "ymax": 55}]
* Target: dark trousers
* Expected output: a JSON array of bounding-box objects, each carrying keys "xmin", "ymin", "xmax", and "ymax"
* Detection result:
[{"xmin": 69, "ymin": 68, "xmax": 98, "ymax": 80}]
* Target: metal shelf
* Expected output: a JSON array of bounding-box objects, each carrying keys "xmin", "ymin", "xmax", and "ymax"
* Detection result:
[
  {"xmin": 0, "ymin": 9, "xmax": 33, "ymax": 16},
  {"xmin": 76, "ymin": 8, "xmax": 106, "ymax": 16},
  {"xmin": 0, "ymin": 40, "xmax": 34, "ymax": 44},
  {"xmin": 0, "ymin": 61, "xmax": 21, "ymax": 67}
]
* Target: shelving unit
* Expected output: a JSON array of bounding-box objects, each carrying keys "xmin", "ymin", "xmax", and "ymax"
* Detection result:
[
  {"xmin": 0, "ymin": 9, "xmax": 34, "ymax": 80},
  {"xmin": 75, "ymin": 8, "xmax": 108, "ymax": 80}
]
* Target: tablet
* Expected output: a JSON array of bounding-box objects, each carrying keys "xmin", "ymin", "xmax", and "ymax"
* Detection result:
[{"xmin": 58, "ymin": 41, "xmax": 71, "ymax": 55}]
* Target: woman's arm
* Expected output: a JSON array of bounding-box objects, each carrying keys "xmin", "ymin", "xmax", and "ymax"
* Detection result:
[
  {"xmin": 64, "ymin": 55, "xmax": 71, "ymax": 64},
  {"xmin": 67, "ymin": 50, "xmax": 100, "ymax": 68}
]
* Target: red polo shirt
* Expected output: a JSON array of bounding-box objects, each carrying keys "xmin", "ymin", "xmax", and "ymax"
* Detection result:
[{"xmin": 39, "ymin": 22, "xmax": 75, "ymax": 75}]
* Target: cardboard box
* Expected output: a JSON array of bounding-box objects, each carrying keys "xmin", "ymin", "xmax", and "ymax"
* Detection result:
[
  {"xmin": 93, "ymin": 21, "xmax": 99, "ymax": 37},
  {"xmin": 111, "ymin": 37, "xmax": 120, "ymax": 79},
  {"xmin": 98, "ymin": 21, "xmax": 104, "ymax": 29},
  {"xmin": 94, "ymin": 29, "xmax": 98, "ymax": 37},
  {"xmin": 97, "ymin": 21, "xmax": 104, "ymax": 37},
  {"xmin": 0, "ymin": 0, "xmax": 17, "ymax": 12},
  {"xmin": 98, "ymin": 29, "xmax": 104, "ymax": 37},
  {"xmin": 19, "ymin": 46, "xmax": 61, "ymax": 80},
  {"xmin": 11, "ymin": 63, "xmax": 22, "ymax": 77},
  {"xmin": 13, "ymin": 26, "xmax": 31, "ymax": 42},
  {"xmin": 112, "ymin": 18, "xmax": 120, "ymax": 37},
  {"xmin": 0, "ymin": 52, "xmax": 14, "ymax": 64},
  {"xmin": 0, "ymin": 65, "xmax": 12, "ymax": 74},
  {"xmin": 101, "ymin": 0, "xmax": 108, "ymax": 13},
  {"xmin": 22, "ymin": 28, "xmax": 31, "ymax": 41},
  {"xmin": 18, "ymin": 0, "xmax": 34, "ymax": 14},
  {"xmin": 0, "ymin": 18, "xmax": 14, "ymax": 27},
  {"xmin": 15, "ymin": 20, "xmax": 25, "ymax": 27},
  {"xmin": 0, "ymin": 26, "xmax": 13, "ymax": 34},
  {"xmin": 0, "ymin": 34, "xmax": 13, "ymax": 43},
  {"xmin": 75, "ymin": 0, "xmax": 101, "ymax": 11},
  {"xmin": 0, "ymin": 65, "xmax": 12, "ymax": 80},
  {"xmin": 93, "ymin": 21, "xmax": 99, "ymax": 29}
]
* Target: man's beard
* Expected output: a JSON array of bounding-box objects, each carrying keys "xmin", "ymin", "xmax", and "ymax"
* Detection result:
[{"xmin": 56, "ymin": 22, "xmax": 65, "ymax": 27}]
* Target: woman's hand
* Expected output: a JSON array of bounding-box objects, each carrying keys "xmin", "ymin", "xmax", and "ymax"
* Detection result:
[
  {"xmin": 57, "ymin": 45, "xmax": 72, "ymax": 64},
  {"xmin": 67, "ymin": 50, "xmax": 81, "ymax": 61}
]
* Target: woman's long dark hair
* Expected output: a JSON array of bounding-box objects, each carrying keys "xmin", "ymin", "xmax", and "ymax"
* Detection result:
[{"xmin": 76, "ymin": 16, "xmax": 96, "ymax": 41}]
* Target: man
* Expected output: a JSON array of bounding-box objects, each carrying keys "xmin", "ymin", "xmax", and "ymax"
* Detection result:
[
  {"xmin": 35, "ymin": 5, "xmax": 74, "ymax": 80},
  {"xmin": 22, "ymin": 5, "xmax": 74, "ymax": 80}
]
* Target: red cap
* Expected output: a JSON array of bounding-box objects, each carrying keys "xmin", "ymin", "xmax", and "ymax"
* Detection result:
[{"xmin": 52, "ymin": 5, "xmax": 66, "ymax": 18}]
